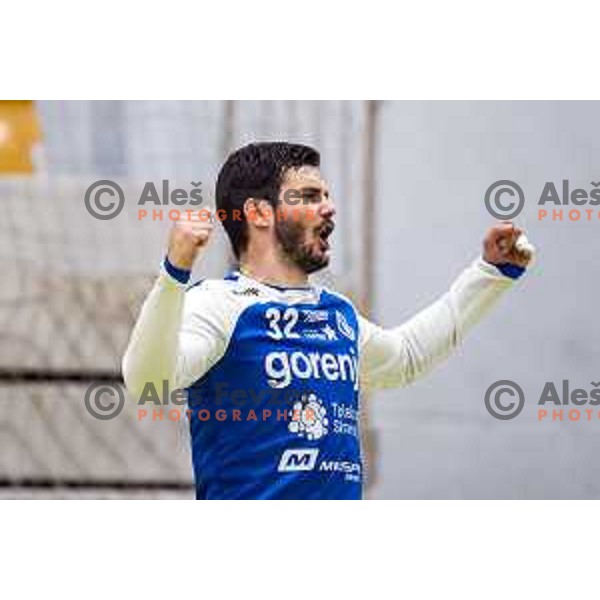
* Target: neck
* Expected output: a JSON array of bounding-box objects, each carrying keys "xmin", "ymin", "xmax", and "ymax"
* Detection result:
[{"xmin": 239, "ymin": 244, "xmax": 308, "ymax": 287}]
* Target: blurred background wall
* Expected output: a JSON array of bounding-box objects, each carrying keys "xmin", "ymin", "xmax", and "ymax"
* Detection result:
[
  {"xmin": 373, "ymin": 101, "xmax": 599, "ymax": 499},
  {"xmin": 0, "ymin": 101, "xmax": 597, "ymax": 498}
]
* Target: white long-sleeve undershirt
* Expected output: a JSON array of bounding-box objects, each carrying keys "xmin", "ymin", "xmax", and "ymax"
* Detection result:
[{"xmin": 122, "ymin": 258, "xmax": 519, "ymax": 399}]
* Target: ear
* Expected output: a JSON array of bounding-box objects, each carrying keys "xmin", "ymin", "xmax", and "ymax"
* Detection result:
[{"xmin": 243, "ymin": 198, "xmax": 274, "ymax": 229}]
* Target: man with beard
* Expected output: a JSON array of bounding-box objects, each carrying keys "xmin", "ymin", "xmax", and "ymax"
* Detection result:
[{"xmin": 122, "ymin": 142, "xmax": 534, "ymax": 499}]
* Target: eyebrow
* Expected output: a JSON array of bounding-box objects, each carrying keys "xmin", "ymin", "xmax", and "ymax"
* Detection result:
[{"xmin": 300, "ymin": 186, "xmax": 329, "ymax": 196}]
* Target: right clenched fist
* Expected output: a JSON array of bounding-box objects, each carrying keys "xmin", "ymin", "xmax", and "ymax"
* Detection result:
[{"xmin": 167, "ymin": 211, "xmax": 214, "ymax": 270}]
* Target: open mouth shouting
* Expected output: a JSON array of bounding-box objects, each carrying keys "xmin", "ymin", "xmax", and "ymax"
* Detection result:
[{"xmin": 316, "ymin": 220, "xmax": 335, "ymax": 254}]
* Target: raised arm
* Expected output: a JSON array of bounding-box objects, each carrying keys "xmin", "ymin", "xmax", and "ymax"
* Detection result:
[
  {"xmin": 359, "ymin": 222, "xmax": 534, "ymax": 390},
  {"xmin": 122, "ymin": 213, "xmax": 219, "ymax": 399}
]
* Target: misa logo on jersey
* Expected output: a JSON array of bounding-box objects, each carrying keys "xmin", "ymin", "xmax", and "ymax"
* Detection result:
[
  {"xmin": 319, "ymin": 459, "xmax": 361, "ymax": 482},
  {"xmin": 277, "ymin": 448, "xmax": 320, "ymax": 472}
]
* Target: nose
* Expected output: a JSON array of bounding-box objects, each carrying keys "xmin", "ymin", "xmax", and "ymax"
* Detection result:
[{"xmin": 320, "ymin": 196, "xmax": 336, "ymax": 220}]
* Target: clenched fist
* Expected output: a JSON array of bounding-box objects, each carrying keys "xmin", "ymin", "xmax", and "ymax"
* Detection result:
[
  {"xmin": 167, "ymin": 211, "xmax": 214, "ymax": 270},
  {"xmin": 483, "ymin": 221, "xmax": 535, "ymax": 268}
]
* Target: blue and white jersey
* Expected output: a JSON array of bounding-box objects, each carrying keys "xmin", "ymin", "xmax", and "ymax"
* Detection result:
[
  {"xmin": 185, "ymin": 275, "xmax": 362, "ymax": 499},
  {"xmin": 123, "ymin": 259, "xmax": 521, "ymax": 499}
]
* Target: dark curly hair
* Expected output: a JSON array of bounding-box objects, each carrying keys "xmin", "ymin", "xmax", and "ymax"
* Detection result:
[{"xmin": 215, "ymin": 141, "xmax": 320, "ymax": 258}]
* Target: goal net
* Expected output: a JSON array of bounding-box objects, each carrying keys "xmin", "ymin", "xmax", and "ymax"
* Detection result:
[{"xmin": 0, "ymin": 101, "xmax": 375, "ymax": 498}]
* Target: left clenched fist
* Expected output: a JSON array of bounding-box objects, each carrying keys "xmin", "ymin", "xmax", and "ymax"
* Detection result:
[{"xmin": 483, "ymin": 221, "xmax": 535, "ymax": 268}]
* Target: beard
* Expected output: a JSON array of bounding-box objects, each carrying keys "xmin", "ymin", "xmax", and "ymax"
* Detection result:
[{"xmin": 274, "ymin": 217, "xmax": 331, "ymax": 275}]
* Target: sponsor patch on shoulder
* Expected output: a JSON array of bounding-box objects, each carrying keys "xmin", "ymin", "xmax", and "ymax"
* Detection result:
[{"xmin": 336, "ymin": 310, "xmax": 356, "ymax": 341}]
